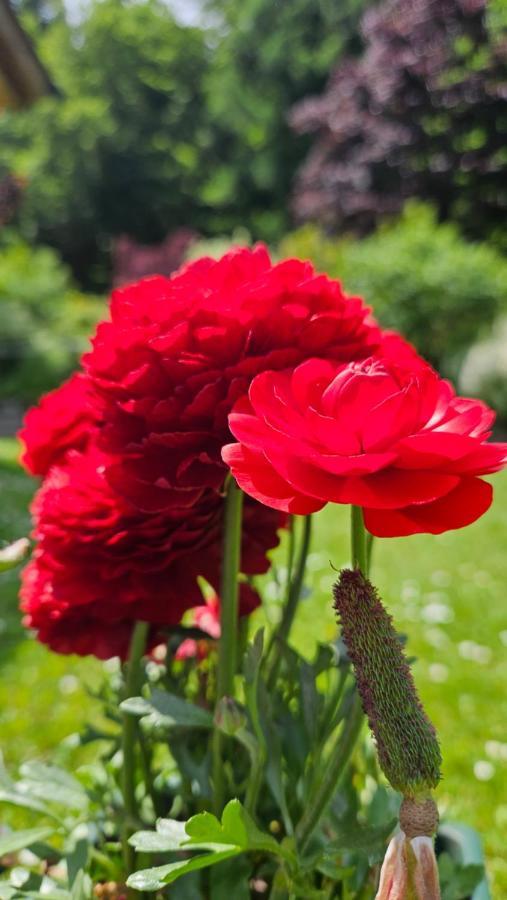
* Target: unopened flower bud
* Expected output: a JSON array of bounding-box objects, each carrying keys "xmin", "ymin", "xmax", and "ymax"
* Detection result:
[{"xmin": 214, "ymin": 695, "xmax": 246, "ymax": 736}]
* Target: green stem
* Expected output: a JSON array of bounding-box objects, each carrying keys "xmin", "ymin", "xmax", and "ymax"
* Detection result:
[
  {"xmin": 351, "ymin": 505, "xmax": 367, "ymax": 573},
  {"xmin": 212, "ymin": 478, "xmax": 244, "ymax": 814},
  {"xmin": 295, "ymin": 692, "xmax": 364, "ymax": 853},
  {"xmin": 121, "ymin": 620, "xmax": 149, "ymax": 893},
  {"xmin": 294, "ymin": 506, "xmax": 369, "ymax": 853},
  {"xmin": 366, "ymin": 531, "xmax": 374, "ymax": 577},
  {"xmin": 265, "ymin": 515, "xmax": 312, "ymax": 689}
]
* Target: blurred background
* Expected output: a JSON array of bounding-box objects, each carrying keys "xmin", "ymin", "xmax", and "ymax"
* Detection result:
[{"xmin": 0, "ymin": 0, "xmax": 506, "ymax": 891}]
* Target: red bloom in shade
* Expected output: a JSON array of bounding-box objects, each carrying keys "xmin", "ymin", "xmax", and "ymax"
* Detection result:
[
  {"xmin": 83, "ymin": 245, "xmax": 380, "ymax": 513},
  {"xmin": 175, "ymin": 594, "xmax": 221, "ymax": 661},
  {"xmin": 223, "ymin": 354, "xmax": 507, "ymax": 537},
  {"xmin": 21, "ymin": 446, "xmax": 283, "ymax": 659},
  {"xmin": 19, "ymin": 373, "xmax": 96, "ymax": 476}
]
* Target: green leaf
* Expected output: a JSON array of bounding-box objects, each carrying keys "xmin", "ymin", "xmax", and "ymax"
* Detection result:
[
  {"xmin": 209, "ymin": 855, "xmax": 251, "ymax": 899},
  {"xmin": 324, "ymin": 818, "xmax": 397, "ymax": 858},
  {"xmin": 128, "ymin": 800, "xmax": 291, "ymax": 891},
  {"xmin": 129, "ymin": 819, "xmax": 187, "ymax": 853},
  {"xmin": 121, "ymin": 690, "xmax": 213, "ymax": 731},
  {"xmin": 0, "ymin": 827, "xmax": 55, "ymax": 857},
  {"xmin": 0, "ymin": 789, "xmax": 60, "ymax": 821},
  {"xmin": 186, "ymin": 800, "xmax": 286, "ymax": 858},
  {"xmin": 0, "ymin": 885, "xmax": 16, "ymax": 900},
  {"xmin": 70, "ymin": 871, "xmax": 91, "ymax": 900},
  {"xmin": 438, "ymin": 853, "xmax": 485, "ymax": 900},
  {"xmin": 0, "ymin": 539, "xmax": 30, "ymax": 572},
  {"xmin": 127, "ymin": 849, "xmax": 240, "ymax": 891},
  {"xmin": 17, "ymin": 764, "xmax": 88, "ymax": 812},
  {"xmin": 66, "ymin": 840, "xmax": 88, "ymax": 887}
]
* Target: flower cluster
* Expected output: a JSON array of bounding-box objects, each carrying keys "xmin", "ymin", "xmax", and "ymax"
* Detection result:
[{"xmin": 20, "ymin": 245, "xmax": 379, "ymax": 658}]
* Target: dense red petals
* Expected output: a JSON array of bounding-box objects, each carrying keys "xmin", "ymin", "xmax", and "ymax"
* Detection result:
[
  {"xmin": 222, "ymin": 443, "xmax": 325, "ymax": 515},
  {"xmin": 21, "ymin": 447, "xmax": 284, "ymax": 659},
  {"xmin": 83, "ymin": 245, "xmax": 380, "ymax": 508},
  {"xmin": 363, "ymin": 478, "xmax": 493, "ymax": 537},
  {"xmin": 18, "ymin": 374, "xmax": 95, "ymax": 476},
  {"xmin": 224, "ymin": 354, "xmax": 506, "ymax": 537}
]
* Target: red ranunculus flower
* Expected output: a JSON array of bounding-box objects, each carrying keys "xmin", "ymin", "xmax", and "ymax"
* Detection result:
[
  {"xmin": 19, "ymin": 373, "xmax": 95, "ymax": 476},
  {"xmin": 83, "ymin": 245, "xmax": 380, "ymax": 512},
  {"xmin": 223, "ymin": 355, "xmax": 507, "ymax": 537},
  {"xmin": 21, "ymin": 446, "xmax": 283, "ymax": 658}
]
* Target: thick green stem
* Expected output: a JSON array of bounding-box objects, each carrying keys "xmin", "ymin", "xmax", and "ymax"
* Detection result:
[
  {"xmin": 295, "ymin": 692, "xmax": 364, "ymax": 853},
  {"xmin": 121, "ymin": 620, "xmax": 149, "ymax": 893},
  {"xmin": 293, "ymin": 506, "xmax": 368, "ymax": 853},
  {"xmin": 212, "ymin": 478, "xmax": 244, "ymax": 814}
]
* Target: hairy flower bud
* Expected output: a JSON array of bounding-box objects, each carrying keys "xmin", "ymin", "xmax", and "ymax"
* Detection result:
[{"xmin": 333, "ymin": 569, "xmax": 441, "ymax": 796}]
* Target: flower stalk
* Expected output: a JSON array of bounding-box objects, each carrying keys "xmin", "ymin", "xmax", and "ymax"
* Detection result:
[
  {"xmin": 121, "ymin": 620, "xmax": 149, "ymax": 895},
  {"xmin": 212, "ymin": 477, "xmax": 244, "ymax": 814}
]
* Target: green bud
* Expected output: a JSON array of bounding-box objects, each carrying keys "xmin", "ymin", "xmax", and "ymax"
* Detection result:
[
  {"xmin": 333, "ymin": 569, "xmax": 441, "ymax": 797},
  {"xmin": 214, "ymin": 695, "xmax": 247, "ymax": 736}
]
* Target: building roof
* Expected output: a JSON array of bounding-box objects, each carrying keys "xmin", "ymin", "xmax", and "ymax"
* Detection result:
[{"xmin": 0, "ymin": 0, "xmax": 54, "ymax": 109}]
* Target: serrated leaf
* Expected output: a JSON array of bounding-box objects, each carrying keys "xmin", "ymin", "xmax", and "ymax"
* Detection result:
[
  {"xmin": 0, "ymin": 828, "xmax": 55, "ymax": 857},
  {"xmin": 129, "ymin": 819, "xmax": 187, "ymax": 853},
  {"xmin": 128, "ymin": 800, "xmax": 290, "ymax": 891},
  {"xmin": 127, "ymin": 849, "xmax": 239, "ymax": 891},
  {"xmin": 185, "ymin": 800, "xmax": 285, "ymax": 858}
]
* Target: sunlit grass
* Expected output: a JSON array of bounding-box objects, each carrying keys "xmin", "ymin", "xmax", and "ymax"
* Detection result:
[{"xmin": 0, "ymin": 435, "xmax": 505, "ymax": 892}]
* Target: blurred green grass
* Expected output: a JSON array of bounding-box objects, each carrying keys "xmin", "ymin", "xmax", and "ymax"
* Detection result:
[{"xmin": 1, "ymin": 436, "xmax": 506, "ymax": 892}]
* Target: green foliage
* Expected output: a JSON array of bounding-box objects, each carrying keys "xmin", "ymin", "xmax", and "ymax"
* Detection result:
[
  {"xmin": 460, "ymin": 315, "xmax": 507, "ymax": 426},
  {"xmin": 0, "ymin": 0, "xmax": 211, "ymax": 288},
  {"xmin": 438, "ymin": 854, "xmax": 485, "ymax": 900},
  {"xmin": 1, "ymin": 0, "xmax": 368, "ymax": 286},
  {"xmin": 280, "ymin": 204, "xmax": 507, "ymax": 374},
  {"xmin": 202, "ymin": 0, "xmax": 368, "ymax": 241},
  {"xmin": 0, "ymin": 231, "xmax": 104, "ymax": 403},
  {"xmin": 128, "ymin": 800, "xmax": 288, "ymax": 891}
]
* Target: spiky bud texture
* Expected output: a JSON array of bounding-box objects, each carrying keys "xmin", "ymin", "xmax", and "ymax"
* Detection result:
[{"xmin": 333, "ymin": 569, "xmax": 441, "ymax": 797}]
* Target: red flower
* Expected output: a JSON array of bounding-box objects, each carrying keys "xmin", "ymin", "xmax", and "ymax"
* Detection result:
[
  {"xmin": 84, "ymin": 245, "xmax": 380, "ymax": 512},
  {"xmin": 175, "ymin": 594, "xmax": 221, "ymax": 661},
  {"xmin": 21, "ymin": 446, "xmax": 283, "ymax": 658},
  {"xmin": 223, "ymin": 355, "xmax": 507, "ymax": 537},
  {"xmin": 18, "ymin": 374, "xmax": 95, "ymax": 476}
]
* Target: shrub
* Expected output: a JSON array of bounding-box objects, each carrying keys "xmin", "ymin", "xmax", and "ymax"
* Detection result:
[
  {"xmin": 0, "ymin": 231, "xmax": 104, "ymax": 405},
  {"xmin": 280, "ymin": 203, "xmax": 507, "ymax": 375},
  {"xmin": 460, "ymin": 315, "xmax": 507, "ymax": 428}
]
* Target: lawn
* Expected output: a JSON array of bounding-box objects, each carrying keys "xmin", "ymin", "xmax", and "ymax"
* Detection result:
[{"xmin": 1, "ymin": 436, "xmax": 506, "ymax": 893}]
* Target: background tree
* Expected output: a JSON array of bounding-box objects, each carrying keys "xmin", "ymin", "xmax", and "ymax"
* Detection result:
[
  {"xmin": 291, "ymin": 0, "xmax": 507, "ymax": 247},
  {"xmin": 202, "ymin": 0, "xmax": 368, "ymax": 241},
  {"xmin": 0, "ymin": 0, "xmax": 211, "ymax": 288}
]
